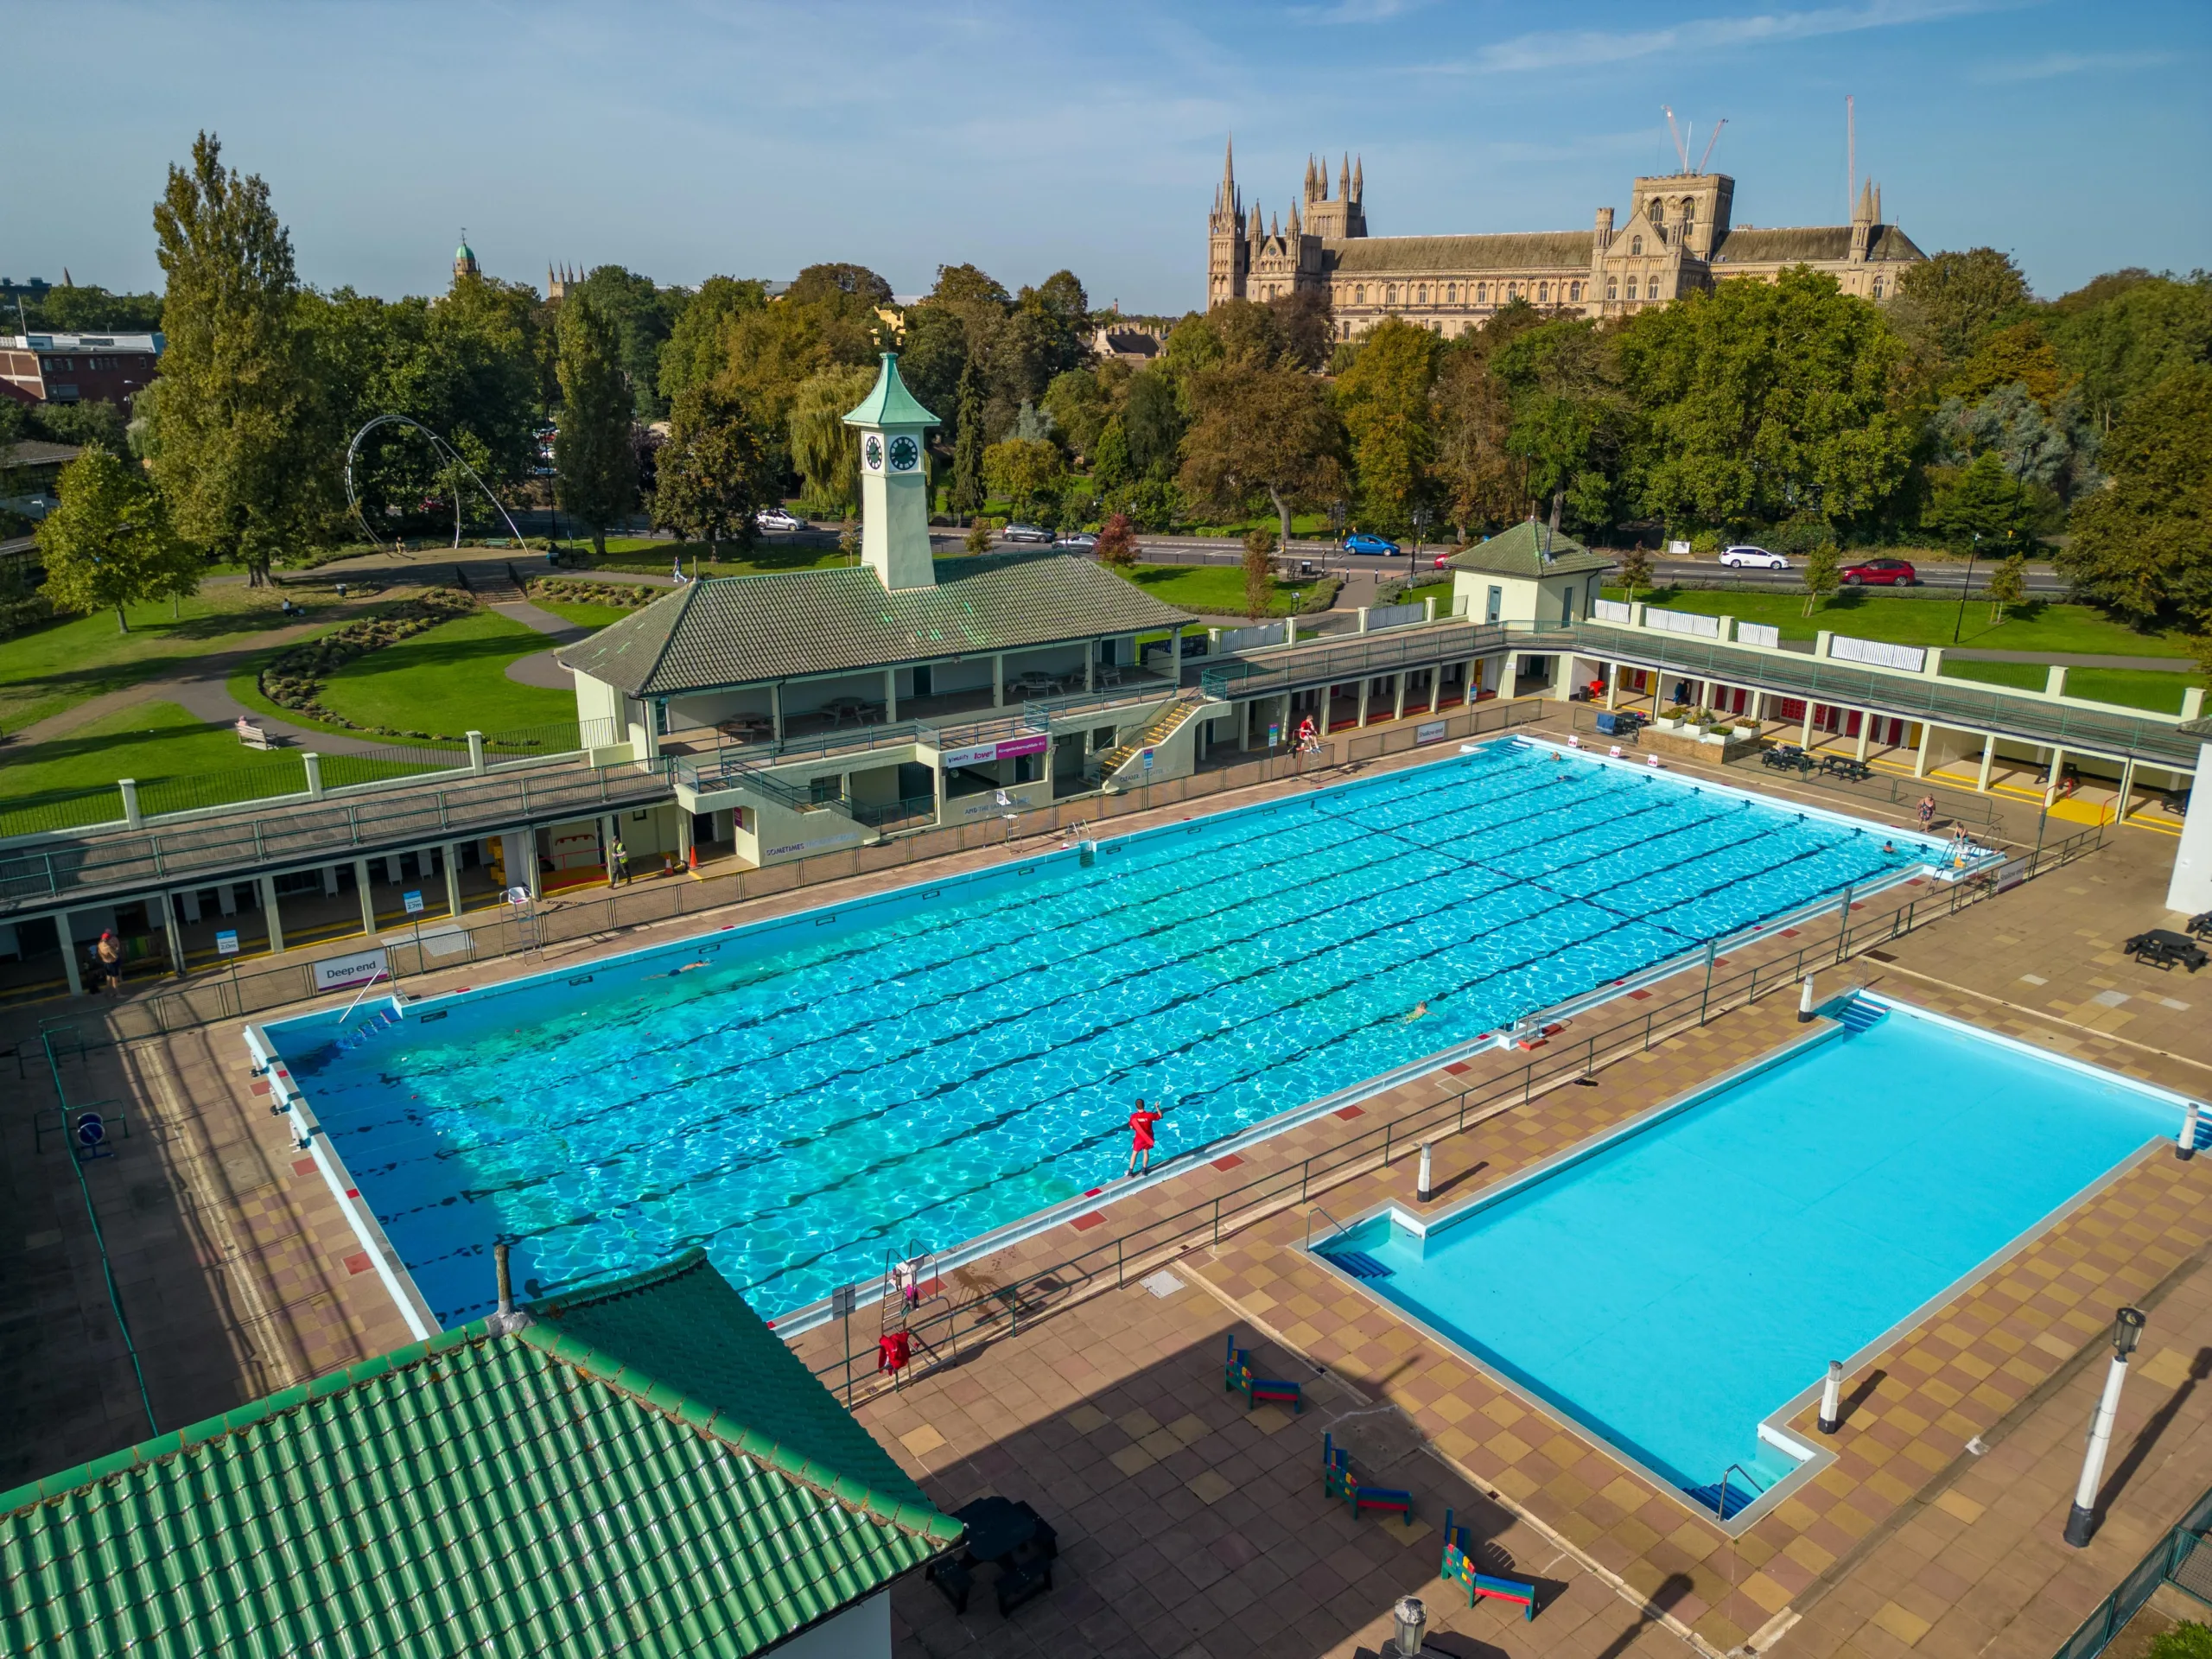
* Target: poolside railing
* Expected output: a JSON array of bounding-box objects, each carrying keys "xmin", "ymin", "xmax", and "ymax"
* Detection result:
[
  {"xmin": 2054, "ymin": 1482, "xmax": 2212, "ymax": 1659},
  {"xmin": 782, "ymin": 818, "xmax": 2111, "ymax": 1405}
]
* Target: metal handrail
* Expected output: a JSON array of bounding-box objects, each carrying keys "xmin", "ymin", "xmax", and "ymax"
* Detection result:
[
  {"xmin": 1200, "ymin": 621, "xmax": 1515, "ymax": 701},
  {"xmin": 338, "ymin": 969, "xmax": 391, "ymax": 1025}
]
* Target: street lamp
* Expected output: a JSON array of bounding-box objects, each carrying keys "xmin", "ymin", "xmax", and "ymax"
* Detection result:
[
  {"xmin": 2063, "ymin": 1306, "xmax": 2147, "ymax": 1547},
  {"xmin": 1952, "ymin": 531, "xmax": 1979, "ymax": 644}
]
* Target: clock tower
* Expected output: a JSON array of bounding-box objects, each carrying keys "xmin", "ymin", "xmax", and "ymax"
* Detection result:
[{"xmin": 842, "ymin": 353, "xmax": 941, "ymax": 591}]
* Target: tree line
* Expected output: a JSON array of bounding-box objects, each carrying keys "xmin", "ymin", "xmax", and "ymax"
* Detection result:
[{"xmin": 7, "ymin": 130, "xmax": 2208, "ymax": 648}]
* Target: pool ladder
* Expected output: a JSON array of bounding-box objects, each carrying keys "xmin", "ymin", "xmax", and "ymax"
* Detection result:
[{"xmin": 1688, "ymin": 1461, "xmax": 1770, "ymax": 1520}]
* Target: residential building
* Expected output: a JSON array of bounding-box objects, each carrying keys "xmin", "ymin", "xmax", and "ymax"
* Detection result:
[
  {"xmin": 1207, "ymin": 141, "xmax": 1927, "ymax": 335},
  {"xmin": 0, "ymin": 331, "xmax": 163, "ymax": 409}
]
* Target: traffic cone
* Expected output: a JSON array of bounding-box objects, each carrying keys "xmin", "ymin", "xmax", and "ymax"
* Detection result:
[{"xmin": 688, "ymin": 842, "xmax": 698, "ymax": 875}]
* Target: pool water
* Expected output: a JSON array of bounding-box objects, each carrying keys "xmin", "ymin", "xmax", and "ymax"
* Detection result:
[
  {"xmin": 267, "ymin": 740, "xmax": 1931, "ymax": 1326},
  {"xmin": 1319, "ymin": 1001, "xmax": 2182, "ymax": 1511}
]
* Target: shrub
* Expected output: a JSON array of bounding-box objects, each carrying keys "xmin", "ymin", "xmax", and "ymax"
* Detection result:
[{"xmin": 257, "ymin": 588, "xmax": 479, "ymax": 734}]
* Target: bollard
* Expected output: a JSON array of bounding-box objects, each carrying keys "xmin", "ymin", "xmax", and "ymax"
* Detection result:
[
  {"xmin": 1798, "ymin": 974, "xmax": 1815, "ymax": 1023},
  {"xmin": 1817, "ymin": 1360, "xmax": 1844, "ymax": 1433},
  {"xmin": 2181, "ymin": 1103, "xmax": 2199, "ymax": 1162},
  {"xmin": 1417, "ymin": 1141, "xmax": 1433, "ymax": 1203}
]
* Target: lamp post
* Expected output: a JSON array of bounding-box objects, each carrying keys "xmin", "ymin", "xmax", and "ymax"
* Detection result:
[
  {"xmin": 2063, "ymin": 1306, "xmax": 2146, "ymax": 1547},
  {"xmin": 1952, "ymin": 531, "xmax": 1979, "ymax": 645}
]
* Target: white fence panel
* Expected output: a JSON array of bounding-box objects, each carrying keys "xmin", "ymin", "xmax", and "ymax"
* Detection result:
[
  {"xmin": 1738, "ymin": 622, "xmax": 1781, "ymax": 649},
  {"xmin": 1830, "ymin": 635, "xmax": 1926, "ymax": 672},
  {"xmin": 1592, "ymin": 598, "xmax": 1634, "ymax": 624},
  {"xmin": 1644, "ymin": 607, "xmax": 1722, "ymax": 639}
]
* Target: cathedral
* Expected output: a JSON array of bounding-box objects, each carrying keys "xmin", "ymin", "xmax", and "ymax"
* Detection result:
[{"xmin": 1206, "ymin": 141, "xmax": 1927, "ymax": 336}]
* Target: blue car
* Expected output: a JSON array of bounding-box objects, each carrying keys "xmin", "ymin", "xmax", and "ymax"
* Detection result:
[{"xmin": 1344, "ymin": 532, "xmax": 1400, "ymax": 556}]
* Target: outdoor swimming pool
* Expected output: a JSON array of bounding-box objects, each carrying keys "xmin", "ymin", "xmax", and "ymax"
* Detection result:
[
  {"xmin": 1315, "ymin": 997, "xmax": 2190, "ymax": 1518},
  {"xmin": 263, "ymin": 739, "xmax": 1937, "ymax": 1327}
]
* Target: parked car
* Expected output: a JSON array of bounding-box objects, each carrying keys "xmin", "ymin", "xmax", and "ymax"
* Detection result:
[
  {"xmin": 755, "ymin": 506, "xmax": 805, "ymax": 532},
  {"xmin": 1001, "ymin": 523, "xmax": 1052, "ymax": 544},
  {"xmin": 1719, "ymin": 544, "xmax": 1789, "ymax": 569},
  {"xmin": 1840, "ymin": 556, "xmax": 1918, "ymax": 587},
  {"xmin": 1344, "ymin": 532, "xmax": 1399, "ymax": 556},
  {"xmin": 1433, "ymin": 553, "xmax": 1452, "ymax": 569},
  {"xmin": 1054, "ymin": 531, "xmax": 1097, "ymax": 551}
]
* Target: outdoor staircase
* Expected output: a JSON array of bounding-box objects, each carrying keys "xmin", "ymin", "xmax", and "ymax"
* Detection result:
[
  {"xmin": 1096, "ymin": 693, "xmax": 1205, "ymax": 782},
  {"xmin": 1686, "ymin": 1471, "xmax": 1767, "ymax": 1520},
  {"xmin": 1835, "ymin": 996, "xmax": 1886, "ymax": 1033}
]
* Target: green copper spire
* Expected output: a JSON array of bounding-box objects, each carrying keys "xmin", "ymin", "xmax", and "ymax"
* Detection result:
[{"xmin": 842, "ymin": 352, "xmax": 940, "ymax": 429}]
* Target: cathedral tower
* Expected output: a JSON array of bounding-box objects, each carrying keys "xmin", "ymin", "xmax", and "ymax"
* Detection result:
[{"xmin": 1207, "ymin": 138, "xmax": 1249, "ymax": 308}]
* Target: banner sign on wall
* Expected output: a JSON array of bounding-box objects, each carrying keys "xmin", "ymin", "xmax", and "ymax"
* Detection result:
[{"xmin": 940, "ymin": 733, "xmax": 1049, "ymax": 768}]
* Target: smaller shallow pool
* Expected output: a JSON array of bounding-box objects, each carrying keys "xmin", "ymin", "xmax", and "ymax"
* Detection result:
[{"xmin": 1314, "ymin": 996, "xmax": 2194, "ymax": 1517}]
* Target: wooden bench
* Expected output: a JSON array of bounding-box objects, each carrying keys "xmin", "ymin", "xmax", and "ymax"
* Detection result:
[
  {"xmin": 235, "ymin": 717, "xmax": 275, "ymax": 750},
  {"xmin": 1224, "ymin": 1333, "xmax": 1301, "ymax": 1412},
  {"xmin": 1440, "ymin": 1510, "xmax": 1537, "ymax": 1619}
]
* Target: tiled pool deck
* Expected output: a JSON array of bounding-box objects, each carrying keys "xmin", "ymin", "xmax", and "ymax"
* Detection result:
[{"xmin": 3, "ymin": 708, "xmax": 2209, "ymax": 1657}]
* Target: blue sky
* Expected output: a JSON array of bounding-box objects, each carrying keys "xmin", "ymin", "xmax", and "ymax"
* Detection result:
[{"xmin": 7, "ymin": 1, "xmax": 2207, "ymax": 312}]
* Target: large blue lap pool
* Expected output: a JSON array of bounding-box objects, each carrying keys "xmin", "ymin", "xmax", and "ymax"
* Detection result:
[
  {"xmin": 263, "ymin": 740, "xmax": 1936, "ymax": 1327},
  {"xmin": 1314, "ymin": 998, "xmax": 2189, "ymax": 1517}
]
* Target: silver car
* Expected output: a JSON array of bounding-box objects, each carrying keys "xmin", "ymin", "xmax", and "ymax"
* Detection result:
[
  {"xmin": 756, "ymin": 506, "xmax": 806, "ymax": 532},
  {"xmin": 1054, "ymin": 531, "xmax": 1098, "ymax": 551},
  {"xmin": 1001, "ymin": 523, "xmax": 1053, "ymax": 544}
]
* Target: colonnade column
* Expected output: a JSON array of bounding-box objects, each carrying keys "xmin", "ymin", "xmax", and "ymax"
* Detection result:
[
  {"xmin": 1855, "ymin": 711, "xmax": 1872, "ymax": 762},
  {"xmin": 162, "ymin": 894, "xmax": 187, "ymax": 976},
  {"xmin": 1976, "ymin": 739, "xmax": 1997, "ymax": 794},
  {"xmin": 259, "ymin": 875, "xmax": 286, "ymax": 955},
  {"xmin": 353, "ymin": 858, "xmax": 377, "ymax": 938},
  {"xmin": 56, "ymin": 911, "xmax": 83, "ymax": 995},
  {"xmin": 444, "ymin": 842, "xmax": 464, "ymax": 915}
]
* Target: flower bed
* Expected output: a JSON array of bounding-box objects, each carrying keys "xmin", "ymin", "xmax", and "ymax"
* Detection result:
[
  {"xmin": 524, "ymin": 577, "xmax": 658, "ymax": 610},
  {"xmin": 257, "ymin": 588, "xmax": 479, "ymax": 737}
]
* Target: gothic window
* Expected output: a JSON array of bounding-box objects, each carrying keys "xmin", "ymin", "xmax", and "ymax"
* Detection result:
[
  {"xmin": 1477, "ymin": 283, "xmax": 1487, "ymax": 302},
  {"xmin": 1606, "ymin": 277, "xmax": 1618, "ymax": 302},
  {"xmin": 1417, "ymin": 285, "xmax": 1427, "ymax": 304},
  {"xmin": 1353, "ymin": 284, "xmax": 1364, "ymax": 305},
  {"xmin": 1386, "ymin": 284, "xmax": 1395, "ymax": 305},
  {"xmin": 1649, "ymin": 198, "xmax": 1663, "ymax": 223},
  {"xmin": 1537, "ymin": 283, "xmax": 1548, "ymax": 302},
  {"xmin": 1872, "ymin": 276, "xmax": 1885, "ymax": 299},
  {"xmin": 1569, "ymin": 281, "xmax": 1581, "ymax": 302},
  {"xmin": 1630, "ymin": 236, "xmax": 1643, "ymax": 257},
  {"xmin": 1647, "ymin": 278, "xmax": 1661, "ymax": 301},
  {"xmin": 1682, "ymin": 198, "xmax": 1696, "ymax": 223},
  {"xmin": 1444, "ymin": 283, "xmax": 1454, "ymax": 303}
]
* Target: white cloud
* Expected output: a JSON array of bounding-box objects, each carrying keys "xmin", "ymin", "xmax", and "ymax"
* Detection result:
[
  {"xmin": 1974, "ymin": 48, "xmax": 2172, "ymax": 82},
  {"xmin": 1289, "ymin": 0, "xmax": 1427, "ymax": 22},
  {"xmin": 1421, "ymin": 0, "xmax": 1997, "ymax": 76}
]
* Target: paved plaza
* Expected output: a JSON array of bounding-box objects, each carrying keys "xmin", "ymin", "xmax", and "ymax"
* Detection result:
[{"xmin": 3, "ymin": 702, "xmax": 2208, "ymax": 1658}]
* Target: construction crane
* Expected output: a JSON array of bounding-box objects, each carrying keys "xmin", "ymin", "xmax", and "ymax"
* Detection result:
[{"xmin": 1696, "ymin": 118, "xmax": 1729, "ymax": 174}]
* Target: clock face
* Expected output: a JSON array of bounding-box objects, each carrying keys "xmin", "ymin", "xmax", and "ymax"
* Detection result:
[
  {"xmin": 863, "ymin": 435, "xmax": 884, "ymax": 471},
  {"xmin": 888, "ymin": 434, "xmax": 920, "ymax": 472}
]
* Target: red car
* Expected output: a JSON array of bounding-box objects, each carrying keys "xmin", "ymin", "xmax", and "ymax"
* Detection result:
[{"xmin": 1840, "ymin": 557, "xmax": 1917, "ymax": 587}]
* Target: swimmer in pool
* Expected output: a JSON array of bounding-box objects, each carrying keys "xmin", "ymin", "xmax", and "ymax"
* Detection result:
[{"xmin": 1405, "ymin": 1001, "xmax": 1427, "ymax": 1022}]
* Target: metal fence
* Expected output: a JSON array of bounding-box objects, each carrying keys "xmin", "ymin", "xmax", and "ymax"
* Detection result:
[
  {"xmin": 1199, "ymin": 620, "xmax": 1506, "ymax": 702},
  {"xmin": 2056, "ymin": 1484, "xmax": 2212, "ymax": 1659},
  {"xmin": 72, "ymin": 699, "xmax": 1546, "ymax": 1036},
  {"xmin": 792, "ymin": 819, "xmax": 2107, "ymax": 1404}
]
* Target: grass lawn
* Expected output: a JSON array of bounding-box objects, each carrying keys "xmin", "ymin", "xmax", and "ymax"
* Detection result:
[
  {"xmin": 1114, "ymin": 563, "xmax": 1306, "ymax": 617},
  {"xmin": 1941, "ymin": 658, "xmax": 2205, "ymax": 715},
  {"xmin": 0, "ymin": 586, "xmax": 346, "ymax": 736},
  {"xmin": 227, "ymin": 609, "xmax": 573, "ymax": 744},
  {"xmin": 1399, "ymin": 581, "xmax": 1452, "ymax": 610},
  {"xmin": 0, "ymin": 701, "xmax": 325, "ymax": 837},
  {"xmin": 1605, "ymin": 587, "xmax": 2191, "ymax": 658},
  {"xmin": 556, "ymin": 540, "xmax": 856, "ymax": 581}
]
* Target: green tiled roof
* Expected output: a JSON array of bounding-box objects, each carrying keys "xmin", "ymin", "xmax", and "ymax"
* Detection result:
[
  {"xmin": 842, "ymin": 353, "xmax": 939, "ymax": 429},
  {"xmin": 1442, "ymin": 520, "xmax": 1613, "ymax": 578},
  {"xmin": 0, "ymin": 1249, "xmax": 960, "ymax": 1658},
  {"xmin": 563, "ymin": 553, "xmax": 1195, "ymax": 697}
]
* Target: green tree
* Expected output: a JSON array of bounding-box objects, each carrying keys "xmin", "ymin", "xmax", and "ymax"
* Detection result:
[
  {"xmin": 982, "ymin": 437, "xmax": 1064, "ymax": 521},
  {"xmin": 1801, "ymin": 543, "xmax": 1841, "ymax": 618},
  {"xmin": 1616, "ymin": 544, "xmax": 1654, "ymax": 604},
  {"xmin": 950, "ymin": 358, "xmax": 987, "ymax": 519},
  {"xmin": 22, "ymin": 284, "xmax": 164, "ymax": 334},
  {"xmin": 1090, "ymin": 415, "xmax": 1132, "ymax": 497},
  {"xmin": 2057, "ymin": 364, "xmax": 2212, "ymax": 626},
  {"xmin": 1121, "ymin": 369, "xmax": 1185, "ymax": 480},
  {"xmin": 964, "ymin": 520, "xmax": 995, "ymax": 554},
  {"xmin": 1924, "ymin": 454, "xmax": 2034, "ymax": 550},
  {"xmin": 563, "ymin": 264, "xmax": 685, "ymax": 419},
  {"xmin": 1984, "ymin": 552, "xmax": 2027, "ymax": 624},
  {"xmin": 553, "ymin": 292, "xmax": 637, "ymax": 556},
  {"xmin": 1041, "ymin": 368, "xmax": 1107, "ymax": 460},
  {"xmin": 787, "ymin": 365, "xmax": 877, "ymax": 515},
  {"xmin": 1887, "ymin": 247, "xmax": 2034, "ymax": 372},
  {"xmin": 1241, "ymin": 525, "xmax": 1276, "ymax": 620},
  {"xmin": 2045, "ymin": 270, "xmax": 2212, "ymax": 430},
  {"xmin": 1494, "ymin": 318, "xmax": 1628, "ymax": 534},
  {"xmin": 1432, "ymin": 343, "xmax": 1519, "ymax": 539},
  {"xmin": 36, "ymin": 448, "xmax": 200, "ymax": 632},
  {"xmin": 149, "ymin": 132, "xmax": 334, "ymax": 585},
  {"xmin": 1177, "ymin": 365, "xmax": 1344, "ymax": 551},
  {"xmin": 1333, "ymin": 316, "xmax": 1439, "ymax": 535},
  {"xmin": 657, "ymin": 276, "xmax": 767, "ymax": 404},
  {"xmin": 897, "ymin": 303, "xmax": 969, "ymax": 440},
  {"xmin": 652, "ymin": 384, "xmax": 767, "ymax": 559},
  {"xmin": 1619, "ymin": 267, "xmax": 1913, "ymax": 536},
  {"xmin": 1095, "ymin": 511, "xmax": 1138, "ymax": 569}
]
